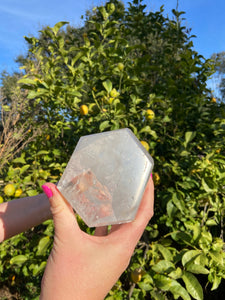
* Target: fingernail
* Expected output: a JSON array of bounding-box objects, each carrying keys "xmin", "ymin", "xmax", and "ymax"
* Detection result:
[
  {"xmin": 150, "ymin": 173, "xmax": 153, "ymax": 179},
  {"xmin": 42, "ymin": 185, "xmax": 53, "ymax": 198}
]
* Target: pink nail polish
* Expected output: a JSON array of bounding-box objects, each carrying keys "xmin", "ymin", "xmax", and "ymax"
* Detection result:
[
  {"xmin": 42, "ymin": 185, "xmax": 53, "ymax": 198},
  {"xmin": 150, "ymin": 173, "xmax": 153, "ymax": 179}
]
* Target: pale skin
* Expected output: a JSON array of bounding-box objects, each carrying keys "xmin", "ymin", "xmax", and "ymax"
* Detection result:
[
  {"xmin": 0, "ymin": 193, "xmax": 51, "ymax": 242},
  {"xmin": 40, "ymin": 177, "xmax": 154, "ymax": 300},
  {"xmin": 0, "ymin": 177, "xmax": 154, "ymax": 299}
]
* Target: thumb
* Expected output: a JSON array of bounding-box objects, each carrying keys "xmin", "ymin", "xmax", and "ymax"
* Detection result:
[{"xmin": 42, "ymin": 183, "xmax": 80, "ymax": 239}]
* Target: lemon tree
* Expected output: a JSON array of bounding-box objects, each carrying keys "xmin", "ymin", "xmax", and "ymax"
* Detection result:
[{"xmin": 0, "ymin": 1, "xmax": 224, "ymax": 299}]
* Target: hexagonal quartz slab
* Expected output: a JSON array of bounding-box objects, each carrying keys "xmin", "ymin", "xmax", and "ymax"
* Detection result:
[{"xmin": 57, "ymin": 128, "xmax": 154, "ymax": 227}]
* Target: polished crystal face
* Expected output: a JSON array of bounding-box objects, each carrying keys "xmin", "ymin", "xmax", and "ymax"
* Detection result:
[{"xmin": 57, "ymin": 128, "xmax": 154, "ymax": 227}]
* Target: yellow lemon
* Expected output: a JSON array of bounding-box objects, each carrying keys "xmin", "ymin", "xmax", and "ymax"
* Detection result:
[
  {"xmin": 117, "ymin": 62, "xmax": 124, "ymax": 71},
  {"xmin": 211, "ymin": 97, "xmax": 216, "ymax": 103},
  {"xmin": 153, "ymin": 173, "xmax": 160, "ymax": 185},
  {"xmin": 131, "ymin": 268, "xmax": 144, "ymax": 283},
  {"xmin": 140, "ymin": 141, "xmax": 149, "ymax": 152},
  {"xmin": 80, "ymin": 104, "xmax": 89, "ymax": 116},
  {"xmin": 110, "ymin": 88, "xmax": 120, "ymax": 98},
  {"xmin": 146, "ymin": 109, "xmax": 155, "ymax": 120},
  {"xmin": 4, "ymin": 184, "xmax": 15, "ymax": 197},
  {"xmin": 0, "ymin": 196, "xmax": 4, "ymax": 203},
  {"xmin": 15, "ymin": 188, "xmax": 23, "ymax": 198}
]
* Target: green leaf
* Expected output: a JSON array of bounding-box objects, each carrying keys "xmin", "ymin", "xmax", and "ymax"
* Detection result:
[
  {"xmin": 18, "ymin": 78, "xmax": 37, "ymax": 85},
  {"xmin": 150, "ymin": 290, "xmax": 165, "ymax": 300},
  {"xmin": 162, "ymin": 115, "xmax": 171, "ymax": 123},
  {"xmin": 139, "ymin": 126, "xmax": 158, "ymax": 139},
  {"xmin": 208, "ymin": 250, "xmax": 224, "ymax": 265},
  {"xmin": 201, "ymin": 178, "xmax": 214, "ymax": 193},
  {"xmin": 172, "ymin": 192, "xmax": 185, "ymax": 212},
  {"xmin": 12, "ymin": 156, "xmax": 26, "ymax": 164},
  {"xmin": 106, "ymin": 3, "xmax": 115, "ymax": 14},
  {"xmin": 103, "ymin": 79, "xmax": 112, "ymax": 93},
  {"xmin": 67, "ymin": 90, "xmax": 82, "ymax": 97},
  {"xmin": 71, "ymin": 52, "xmax": 84, "ymax": 66},
  {"xmin": 149, "ymin": 129, "xmax": 158, "ymax": 139},
  {"xmin": 186, "ymin": 264, "xmax": 209, "ymax": 275},
  {"xmin": 27, "ymin": 90, "xmax": 48, "ymax": 99},
  {"xmin": 195, "ymin": 253, "xmax": 208, "ymax": 266},
  {"xmin": 211, "ymin": 274, "xmax": 222, "ymax": 291},
  {"xmin": 180, "ymin": 150, "xmax": 190, "ymax": 156},
  {"xmin": 152, "ymin": 260, "xmax": 175, "ymax": 274},
  {"xmin": 168, "ymin": 267, "xmax": 183, "ymax": 279},
  {"xmin": 36, "ymin": 236, "xmax": 51, "ymax": 256},
  {"xmin": 138, "ymin": 281, "xmax": 152, "ymax": 291},
  {"xmin": 185, "ymin": 222, "xmax": 201, "ymax": 241},
  {"xmin": 32, "ymin": 261, "xmax": 47, "ymax": 276},
  {"xmin": 53, "ymin": 149, "xmax": 61, "ymax": 156},
  {"xmin": 20, "ymin": 164, "xmax": 30, "ymax": 175},
  {"xmin": 27, "ymin": 189, "xmax": 38, "ymax": 197},
  {"xmin": 199, "ymin": 231, "xmax": 212, "ymax": 249},
  {"xmin": 10, "ymin": 255, "xmax": 28, "ymax": 265},
  {"xmin": 206, "ymin": 219, "xmax": 218, "ymax": 226},
  {"xmin": 169, "ymin": 280, "xmax": 191, "ymax": 300},
  {"xmin": 182, "ymin": 271, "xmax": 203, "ymax": 300},
  {"xmin": 52, "ymin": 21, "xmax": 69, "ymax": 36},
  {"xmin": 154, "ymin": 274, "xmax": 191, "ymax": 300},
  {"xmin": 99, "ymin": 120, "xmax": 110, "ymax": 132},
  {"xmin": 99, "ymin": 6, "xmax": 108, "ymax": 20},
  {"xmin": 139, "ymin": 126, "xmax": 151, "ymax": 134},
  {"xmin": 153, "ymin": 274, "xmax": 172, "ymax": 291},
  {"xmin": 58, "ymin": 36, "xmax": 64, "ymax": 49},
  {"xmin": 171, "ymin": 231, "xmax": 192, "ymax": 244},
  {"xmin": 155, "ymin": 244, "xmax": 173, "ymax": 261},
  {"xmin": 129, "ymin": 124, "xmax": 138, "ymax": 135},
  {"xmin": 184, "ymin": 131, "xmax": 196, "ymax": 148},
  {"xmin": 182, "ymin": 250, "xmax": 201, "ymax": 267},
  {"xmin": 37, "ymin": 150, "xmax": 50, "ymax": 156},
  {"xmin": 166, "ymin": 200, "xmax": 178, "ymax": 218}
]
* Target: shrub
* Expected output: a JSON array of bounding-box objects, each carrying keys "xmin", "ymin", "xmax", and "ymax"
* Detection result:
[{"xmin": 0, "ymin": 1, "xmax": 224, "ymax": 299}]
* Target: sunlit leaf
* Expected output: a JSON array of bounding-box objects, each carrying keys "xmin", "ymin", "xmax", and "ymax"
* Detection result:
[{"xmin": 182, "ymin": 271, "xmax": 203, "ymax": 300}]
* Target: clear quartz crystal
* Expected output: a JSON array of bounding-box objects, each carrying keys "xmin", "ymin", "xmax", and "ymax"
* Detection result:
[{"xmin": 57, "ymin": 128, "xmax": 154, "ymax": 227}]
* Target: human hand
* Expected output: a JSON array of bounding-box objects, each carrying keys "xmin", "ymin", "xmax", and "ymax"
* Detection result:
[{"xmin": 40, "ymin": 177, "xmax": 154, "ymax": 300}]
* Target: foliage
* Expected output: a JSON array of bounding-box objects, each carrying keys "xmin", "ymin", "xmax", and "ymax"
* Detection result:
[
  {"xmin": 0, "ymin": 85, "xmax": 44, "ymax": 169},
  {"xmin": 0, "ymin": 0, "xmax": 225, "ymax": 299},
  {"xmin": 210, "ymin": 51, "xmax": 225, "ymax": 101}
]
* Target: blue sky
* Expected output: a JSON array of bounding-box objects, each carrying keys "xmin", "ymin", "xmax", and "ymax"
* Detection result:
[{"xmin": 0, "ymin": 0, "xmax": 225, "ymax": 80}]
